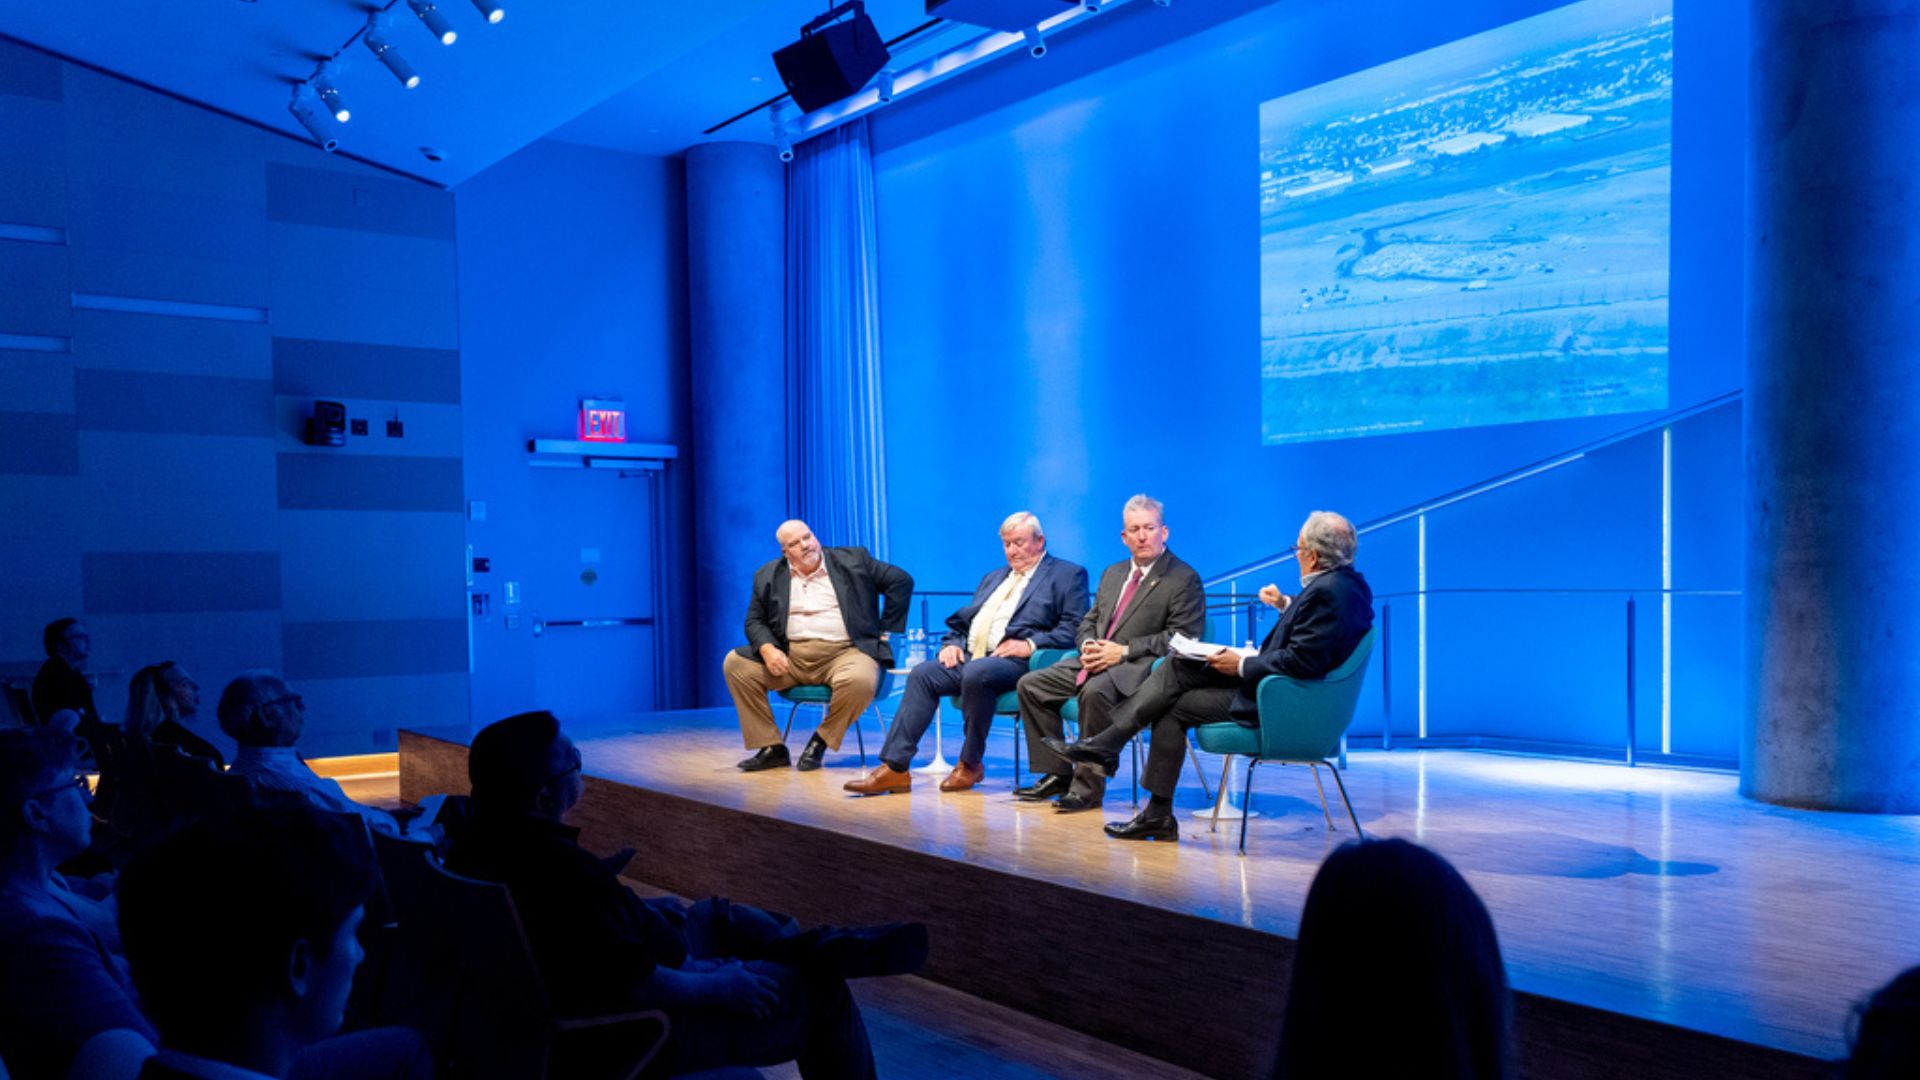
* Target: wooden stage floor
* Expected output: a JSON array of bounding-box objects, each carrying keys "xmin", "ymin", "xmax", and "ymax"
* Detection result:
[{"xmin": 404, "ymin": 706, "xmax": 1920, "ymax": 1074}]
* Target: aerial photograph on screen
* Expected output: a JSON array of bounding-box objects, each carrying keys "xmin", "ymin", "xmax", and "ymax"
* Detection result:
[{"xmin": 1258, "ymin": 0, "xmax": 1672, "ymax": 445}]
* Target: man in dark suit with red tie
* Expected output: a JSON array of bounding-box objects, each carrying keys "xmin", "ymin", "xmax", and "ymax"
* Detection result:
[
  {"xmin": 1013, "ymin": 495, "xmax": 1207, "ymax": 812},
  {"xmin": 1049, "ymin": 510, "xmax": 1374, "ymax": 841}
]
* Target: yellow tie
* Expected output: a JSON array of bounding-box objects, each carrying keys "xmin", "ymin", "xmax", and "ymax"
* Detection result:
[{"xmin": 968, "ymin": 571, "xmax": 1025, "ymax": 659}]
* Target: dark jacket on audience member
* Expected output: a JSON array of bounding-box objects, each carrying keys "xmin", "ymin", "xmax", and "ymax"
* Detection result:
[
  {"xmin": 446, "ymin": 813, "xmax": 685, "ymax": 1016},
  {"xmin": 31, "ymin": 657, "xmax": 96, "ymax": 728},
  {"xmin": 735, "ymin": 546, "xmax": 914, "ymax": 669},
  {"xmin": 1230, "ymin": 563, "xmax": 1374, "ymax": 725},
  {"xmin": 150, "ymin": 719, "xmax": 226, "ymax": 770}
]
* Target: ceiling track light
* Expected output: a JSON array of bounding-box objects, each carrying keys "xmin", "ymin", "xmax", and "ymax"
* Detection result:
[
  {"xmin": 468, "ymin": 0, "xmax": 506, "ymax": 24},
  {"xmin": 312, "ymin": 65, "xmax": 349, "ymax": 123},
  {"xmin": 407, "ymin": 0, "xmax": 458, "ymax": 45},
  {"xmin": 363, "ymin": 22, "xmax": 422, "ymax": 89},
  {"xmin": 288, "ymin": 88, "xmax": 338, "ymax": 153}
]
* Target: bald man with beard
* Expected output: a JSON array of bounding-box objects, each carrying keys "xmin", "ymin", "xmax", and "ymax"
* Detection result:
[{"xmin": 723, "ymin": 521, "xmax": 914, "ymax": 774}]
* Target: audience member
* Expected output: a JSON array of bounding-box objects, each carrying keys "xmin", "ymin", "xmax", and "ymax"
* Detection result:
[
  {"xmin": 1273, "ymin": 838, "xmax": 1511, "ymax": 1080},
  {"xmin": 118, "ymin": 804, "xmax": 431, "ymax": 1079},
  {"xmin": 86, "ymin": 666, "xmax": 229, "ymax": 870},
  {"xmin": 447, "ymin": 710, "xmax": 929, "ymax": 1078},
  {"xmin": 1846, "ymin": 965, "xmax": 1920, "ymax": 1079},
  {"xmin": 217, "ymin": 673, "xmax": 406, "ymax": 838},
  {"xmin": 31, "ymin": 618, "xmax": 104, "ymax": 751},
  {"xmin": 0, "ymin": 726, "xmax": 157, "ymax": 1078},
  {"xmin": 132, "ymin": 662, "xmax": 224, "ymax": 769}
]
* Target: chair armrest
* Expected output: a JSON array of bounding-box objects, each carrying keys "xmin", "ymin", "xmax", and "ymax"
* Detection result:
[
  {"xmin": 554, "ymin": 1009, "xmax": 669, "ymax": 1080},
  {"xmin": 1029, "ymin": 648, "xmax": 1074, "ymax": 671}
]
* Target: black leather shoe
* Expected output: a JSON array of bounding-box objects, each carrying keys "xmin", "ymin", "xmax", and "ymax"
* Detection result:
[
  {"xmin": 795, "ymin": 734, "xmax": 828, "ymax": 772},
  {"xmin": 1105, "ymin": 808, "xmax": 1179, "ymax": 842},
  {"xmin": 738, "ymin": 744, "xmax": 791, "ymax": 772},
  {"xmin": 1012, "ymin": 773, "xmax": 1071, "ymax": 802},
  {"xmin": 1054, "ymin": 792, "xmax": 1103, "ymax": 814},
  {"xmin": 1042, "ymin": 736, "xmax": 1120, "ymax": 778}
]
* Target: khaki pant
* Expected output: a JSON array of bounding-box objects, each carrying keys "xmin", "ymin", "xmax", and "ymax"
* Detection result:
[{"xmin": 723, "ymin": 640, "xmax": 879, "ymax": 751}]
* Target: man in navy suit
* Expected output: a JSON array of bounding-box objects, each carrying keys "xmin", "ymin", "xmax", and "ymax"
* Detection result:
[
  {"xmin": 1050, "ymin": 510, "xmax": 1373, "ymax": 841},
  {"xmin": 724, "ymin": 521, "xmax": 914, "ymax": 773},
  {"xmin": 845, "ymin": 513, "xmax": 1088, "ymax": 795}
]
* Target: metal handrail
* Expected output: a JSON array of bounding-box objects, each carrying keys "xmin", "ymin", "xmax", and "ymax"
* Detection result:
[{"xmin": 1204, "ymin": 390, "xmax": 1743, "ymax": 588}]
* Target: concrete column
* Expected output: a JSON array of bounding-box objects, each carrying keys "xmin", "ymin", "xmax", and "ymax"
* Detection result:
[
  {"xmin": 686, "ymin": 142, "xmax": 787, "ymax": 707},
  {"xmin": 1745, "ymin": 0, "xmax": 1920, "ymax": 811}
]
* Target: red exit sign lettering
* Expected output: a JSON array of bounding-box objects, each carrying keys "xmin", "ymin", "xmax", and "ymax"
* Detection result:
[{"xmin": 578, "ymin": 399, "xmax": 627, "ymax": 443}]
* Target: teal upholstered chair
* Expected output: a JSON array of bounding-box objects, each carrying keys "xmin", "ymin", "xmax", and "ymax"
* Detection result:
[
  {"xmin": 1194, "ymin": 627, "xmax": 1376, "ymax": 855},
  {"xmin": 778, "ymin": 669, "xmax": 893, "ymax": 767}
]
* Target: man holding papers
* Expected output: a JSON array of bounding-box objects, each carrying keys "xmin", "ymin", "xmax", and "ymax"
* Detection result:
[{"xmin": 1046, "ymin": 510, "xmax": 1374, "ymax": 841}]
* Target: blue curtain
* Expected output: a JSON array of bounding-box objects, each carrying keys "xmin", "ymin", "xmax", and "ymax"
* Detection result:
[{"xmin": 787, "ymin": 118, "xmax": 890, "ymax": 559}]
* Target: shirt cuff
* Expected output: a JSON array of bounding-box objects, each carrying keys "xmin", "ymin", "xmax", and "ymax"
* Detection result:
[{"xmin": 1236, "ymin": 656, "xmax": 1247, "ymax": 677}]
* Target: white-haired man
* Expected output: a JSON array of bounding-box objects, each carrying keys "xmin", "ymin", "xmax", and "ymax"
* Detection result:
[
  {"xmin": 844, "ymin": 513, "xmax": 1088, "ymax": 795},
  {"xmin": 1049, "ymin": 510, "xmax": 1374, "ymax": 841}
]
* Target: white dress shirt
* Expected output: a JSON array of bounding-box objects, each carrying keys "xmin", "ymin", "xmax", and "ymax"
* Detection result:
[
  {"xmin": 785, "ymin": 560, "xmax": 851, "ymax": 643},
  {"xmin": 231, "ymin": 745, "xmax": 401, "ymax": 836},
  {"xmin": 966, "ymin": 567, "xmax": 1033, "ymax": 657}
]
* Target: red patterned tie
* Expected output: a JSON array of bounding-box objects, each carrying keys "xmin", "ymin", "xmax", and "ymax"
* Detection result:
[{"xmin": 1079, "ymin": 567, "xmax": 1143, "ymax": 686}]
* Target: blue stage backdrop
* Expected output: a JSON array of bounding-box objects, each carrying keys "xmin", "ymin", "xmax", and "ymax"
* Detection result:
[
  {"xmin": 868, "ymin": 0, "xmax": 1745, "ymax": 760},
  {"xmin": 1258, "ymin": 0, "xmax": 1672, "ymax": 445}
]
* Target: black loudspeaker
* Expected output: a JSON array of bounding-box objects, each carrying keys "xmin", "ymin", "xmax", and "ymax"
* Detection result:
[
  {"xmin": 773, "ymin": 1, "xmax": 890, "ymax": 113},
  {"xmin": 306, "ymin": 400, "xmax": 347, "ymax": 447}
]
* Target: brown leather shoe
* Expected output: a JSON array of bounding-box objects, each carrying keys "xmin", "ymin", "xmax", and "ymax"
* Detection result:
[
  {"xmin": 938, "ymin": 761, "xmax": 984, "ymax": 792},
  {"xmin": 843, "ymin": 763, "xmax": 912, "ymax": 796}
]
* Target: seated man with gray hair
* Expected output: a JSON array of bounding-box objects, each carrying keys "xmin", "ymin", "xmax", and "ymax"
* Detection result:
[
  {"xmin": 219, "ymin": 672, "xmax": 408, "ymax": 838},
  {"xmin": 844, "ymin": 511, "xmax": 1087, "ymax": 795},
  {"xmin": 1048, "ymin": 510, "xmax": 1374, "ymax": 842}
]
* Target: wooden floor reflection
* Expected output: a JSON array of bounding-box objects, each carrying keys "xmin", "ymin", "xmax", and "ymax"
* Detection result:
[{"xmin": 560, "ymin": 706, "xmax": 1920, "ymax": 1062}]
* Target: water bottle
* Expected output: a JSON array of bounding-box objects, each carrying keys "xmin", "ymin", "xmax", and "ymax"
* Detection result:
[{"xmin": 907, "ymin": 626, "xmax": 927, "ymax": 667}]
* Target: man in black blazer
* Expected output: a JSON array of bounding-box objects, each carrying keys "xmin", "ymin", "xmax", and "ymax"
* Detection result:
[
  {"xmin": 1013, "ymin": 495, "xmax": 1207, "ymax": 812},
  {"xmin": 1051, "ymin": 510, "xmax": 1374, "ymax": 841},
  {"xmin": 723, "ymin": 520, "xmax": 914, "ymax": 773},
  {"xmin": 845, "ymin": 512, "xmax": 1088, "ymax": 796}
]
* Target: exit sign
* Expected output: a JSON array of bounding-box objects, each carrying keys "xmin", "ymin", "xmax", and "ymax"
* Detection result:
[{"xmin": 578, "ymin": 399, "xmax": 627, "ymax": 443}]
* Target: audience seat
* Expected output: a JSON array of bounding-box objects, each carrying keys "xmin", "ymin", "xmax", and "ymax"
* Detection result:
[{"xmin": 378, "ymin": 842, "xmax": 668, "ymax": 1080}]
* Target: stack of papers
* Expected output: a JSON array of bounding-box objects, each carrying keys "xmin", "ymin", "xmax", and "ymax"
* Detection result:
[{"xmin": 1168, "ymin": 633, "xmax": 1256, "ymax": 661}]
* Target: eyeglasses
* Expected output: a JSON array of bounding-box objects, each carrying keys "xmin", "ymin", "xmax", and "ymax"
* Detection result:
[
  {"xmin": 539, "ymin": 744, "xmax": 583, "ymax": 788},
  {"xmin": 30, "ymin": 773, "xmax": 91, "ymax": 801}
]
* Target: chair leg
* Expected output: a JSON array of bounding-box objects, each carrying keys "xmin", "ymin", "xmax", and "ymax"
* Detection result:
[
  {"xmin": 1012, "ymin": 716, "xmax": 1023, "ymax": 784},
  {"xmin": 1208, "ymin": 754, "xmax": 1234, "ymax": 834},
  {"xmin": 1308, "ymin": 763, "xmax": 1335, "ymax": 830},
  {"xmin": 1187, "ymin": 739, "xmax": 1214, "ymax": 803},
  {"xmin": 1327, "ymin": 757, "xmax": 1364, "ymax": 839},
  {"xmin": 782, "ymin": 701, "xmax": 800, "ymax": 742},
  {"xmin": 1237, "ymin": 759, "xmax": 1257, "ymax": 856},
  {"xmin": 1130, "ymin": 740, "xmax": 1140, "ymax": 806},
  {"xmin": 855, "ymin": 710, "xmax": 868, "ymax": 768}
]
